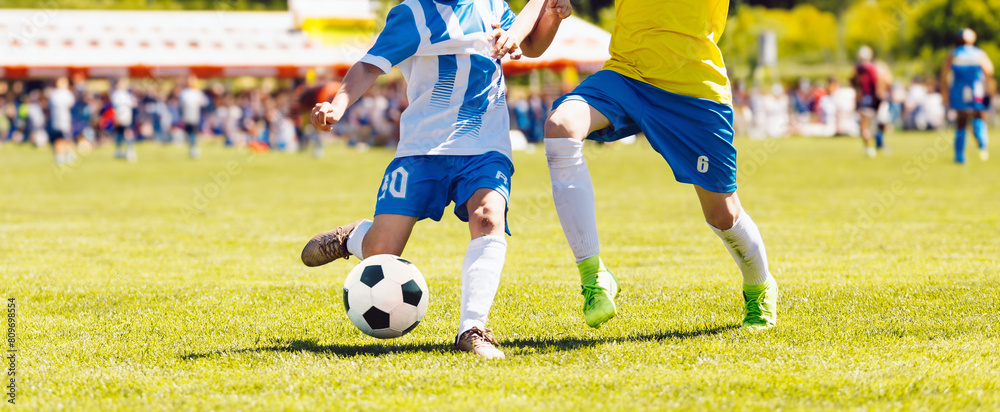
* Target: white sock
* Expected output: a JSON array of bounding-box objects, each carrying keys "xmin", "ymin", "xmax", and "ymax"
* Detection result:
[
  {"xmin": 710, "ymin": 208, "xmax": 772, "ymax": 285},
  {"xmin": 346, "ymin": 219, "xmax": 373, "ymax": 260},
  {"xmin": 458, "ymin": 235, "xmax": 507, "ymax": 335},
  {"xmin": 545, "ymin": 138, "xmax": 600, "ymax": 263}
]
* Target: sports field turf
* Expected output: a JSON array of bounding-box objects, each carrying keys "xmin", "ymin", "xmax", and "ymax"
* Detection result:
[{"xmin": 2, "ymin": 131, "xmax": 999, "ymax": 410}]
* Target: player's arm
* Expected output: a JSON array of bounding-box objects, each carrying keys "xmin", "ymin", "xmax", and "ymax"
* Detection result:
[
  {"xmin": 518, "ymin": 0, "xmax": 571, "ymax": 58},
  {"xmin": 314, "ymin": 4, "xmax": 417, "ymax": 131},
  {"xmin": 311, "ymin": 62, "xmax": 381, "ymax": 132},
  {"xmin": 876, "ymin": 64, "xmax": 891, "ymax": 97},
  {"xmin": 981, "ymin": 52, "xmax": 995, "ymax": 77},
  {"xmin": 492, "ymin": 0, "xmax": 571, "ymax": 59},
  {"xmin": 941, "ymin": 53, "xmax": 954, "ymax": 107}
]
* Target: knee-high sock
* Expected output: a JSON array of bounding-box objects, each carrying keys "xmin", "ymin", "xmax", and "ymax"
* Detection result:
[
  {"xmin": 345, "ymin": 219, "xmax": 373, "ymax": 260},
  {"xmin": 458, "ymin": 235, "xmax": 506, "ymax": 335},
  {"xmin": 875, "ymin": 125, "xmax": 885, "ymax": 149},
  {"xmin": 545, "ymin": 138, "xmax": 600, "ymax": 263},
  {"xmin": 973, "ymin": 118, "xmax": 989, "ymax": 149},
  {"xmin": 710, "ymin": 209, "xmax": 772, "ymax": 286},
  {"xmin": 956, "ymin": 128, "xmax": 968, "ymax": 162}
]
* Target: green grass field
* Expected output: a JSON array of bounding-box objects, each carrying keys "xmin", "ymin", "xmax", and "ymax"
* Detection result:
[{"xmin": 2, "ymin": 131, "xmax": 999, "ymax": 410}]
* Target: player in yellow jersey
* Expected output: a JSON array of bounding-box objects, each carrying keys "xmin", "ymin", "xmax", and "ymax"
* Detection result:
[{"xmin": 544, "ymin": 0, "xmax": 778, "ymax": 329}]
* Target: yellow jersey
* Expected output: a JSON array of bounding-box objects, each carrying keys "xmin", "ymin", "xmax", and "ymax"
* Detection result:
[{"xmin": 602, "ymin": 0, "xmax": 732, "ymax": 105}]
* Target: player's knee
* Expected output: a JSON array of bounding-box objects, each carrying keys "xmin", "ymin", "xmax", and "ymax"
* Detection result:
[
  {"xmin": 705, "ymin": 208, "xmax": 738, "ymax": 230},
  {"xmin": 471, "ymin": 204, "xmax": 504, "ymax": 235},
  {"xmin": 545, "ymin": 113, "xmax": 585, "ymax": 139}
]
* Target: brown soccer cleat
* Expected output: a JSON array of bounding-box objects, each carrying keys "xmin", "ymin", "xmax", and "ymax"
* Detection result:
[
  {"xmin": 454, "ymin": 327, "xmax": 505, "ymax": 360},
  {"xmin": 301, "ymin": 219, "xmax": 368, "ymax": 267}
]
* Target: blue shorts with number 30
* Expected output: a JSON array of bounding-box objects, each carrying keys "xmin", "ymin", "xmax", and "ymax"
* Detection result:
[
  {"xmin": 374, "ymin": 151, "xmax": 513, "ymax": 234},
  {"xmin": 553, "ymin": 70, "xmax": 738, "ymax": 193}
]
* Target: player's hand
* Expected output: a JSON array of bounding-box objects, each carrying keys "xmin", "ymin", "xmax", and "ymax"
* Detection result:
[
  {"xmin": 547, "ymin": 0, "xmax": 572, "ymax": 19},
  {"xmin": 489, "ymin": 23, "xmax": 522, "ymax": 60},
  {"xmin": 311, "ymin": 102, "xmax": 338, "ymax": 132}
]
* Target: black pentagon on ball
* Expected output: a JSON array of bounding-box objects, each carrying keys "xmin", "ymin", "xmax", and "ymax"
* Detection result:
[
  {"xmin": 401, "ymin": 279, "xmax": 423, "ymax": 306},
  {"xmin": 363, "ymin": 307, "xmax": 391, "ymax": 330},
  {"xmin": 360, "ymin": 265, "xmax": 384, "ymax": 288},
  {"xmin": 396, "ymin": 257, "xmax": 413, "ymax": 265},
  {"xmin": 343, "ymin": 288, "xmax": 350, "ymax": 311}
]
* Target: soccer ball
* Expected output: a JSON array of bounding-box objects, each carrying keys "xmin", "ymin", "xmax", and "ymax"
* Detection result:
[{"xmin": 343, "ymin": 254, "xmax": 429, "ymax": 339}]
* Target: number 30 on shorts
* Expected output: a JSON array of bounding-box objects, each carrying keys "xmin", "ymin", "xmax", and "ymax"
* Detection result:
[
  {"xmin": 696, "ymin": 156, "xmax": 710, "ymax": 173},
  {"xmin": 379, "ymin": 167, "xmax": 408, "ymax": 200}
]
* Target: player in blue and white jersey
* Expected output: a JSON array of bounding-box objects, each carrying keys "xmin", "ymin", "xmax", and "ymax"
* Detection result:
[
  {"xmin": 299, "ymin": 0, "xmax": 571, "ymax": 359},
  {"xmin": 942, "ymin": 28, "xmax": 994, "ymax": 163}
]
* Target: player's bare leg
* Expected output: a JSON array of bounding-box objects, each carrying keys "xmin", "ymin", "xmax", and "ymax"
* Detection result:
[
  {"xmin": 544, "ymin": 100, "xmax": 620, "ymax": 328},
  {"xmin": 955, "ymin": 111, "xmax": 971, "ymax": 164},
  {"xmin": 860, "ymin": 112, "xmax": 876, "ymax": 157},
  {"xmin": 974, "ymin": 110, "xmax": 990, "ymax": 161},
  {"xmin": 361, "ymin": 214, "xmax": 417, "ymax": 258},
  {"xmin": 696, "ymin": 187, "xmax": 777, "ymax": 328},
  {"xmin": 53, "ymin": 138, "xmax": 72, "ymax": 165},
  {"xmin": 454, "ymin": 188, "xmax": 508, "ymax": 359}
]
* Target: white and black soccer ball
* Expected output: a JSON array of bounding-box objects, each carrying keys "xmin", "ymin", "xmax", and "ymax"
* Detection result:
[{"xmin": 343, "ymin": 254, "xmax": 429, "ymax": 339}]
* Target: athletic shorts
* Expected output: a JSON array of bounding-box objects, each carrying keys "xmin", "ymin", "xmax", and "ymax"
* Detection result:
[
  {"xmin": 859, "ymin": 94, "xmax": 881, "ymax": 112},
  {"xmin": 553, "ymin": 70, "xmax": 738, "ymax": 193},
  {"xmin": 48, "ymin": 129, "xmax": 67, "ymax": 144},
  {"xmin": 950, "ymin": 89, "xmax": 988, "ymax": 112},
  {"xmin": 374, "ymin": 151, "xmax": 513, "ymax": 234}
]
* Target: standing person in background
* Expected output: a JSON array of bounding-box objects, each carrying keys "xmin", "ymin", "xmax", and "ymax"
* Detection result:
[
  {"xmin": 111, "ymin": 79, "xmax": 137, "ymax": 162},
  {"xmin": 853, "ymin": 46, "xmax": 880, "ymax": 157},
  {"xmin": 942, "ymin": 28, "xmax": 994, "ymax": 163},
  {"xmin": 26, "ymin": 90, "xmax": 47, "ymax": 147},
  {"xmin": 0, "ymin": 82, "xmax": 9, "ymax": 146},
  {"xmin": 0, "ymin": 94, "xmax": 8, "ymax": 149},
  {"xmin": 874, "ymin": 61, "xmax": 894, "ymax": 153},
  {"xmin": 48, "ymin": 77, "xmax": 76, "ymax": 165},
  {"xmin": 180, "ymin": 75, "xmax": 208, "ymax": 159},
  {"xmin": 72, "ymin": 89, "xmax": 95, "ymax": 151}
]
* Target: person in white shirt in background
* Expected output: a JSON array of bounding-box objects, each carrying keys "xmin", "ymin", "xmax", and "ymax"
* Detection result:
[
  {"xmin": 48, "ymin": 77, "xmax": 75, "ymax": 165},
  {"xmin": 180, "ymin": 75, "xmax": 208, "ymax": 159},
  {"xmin": 111, "ymin": 78, "xmax": 138, "ymax": 162}
]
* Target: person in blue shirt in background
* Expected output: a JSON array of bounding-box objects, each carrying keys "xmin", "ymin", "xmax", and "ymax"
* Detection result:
[{"xmin": 942, "ymin": 28, "xmax": 995, "ymax": 163}]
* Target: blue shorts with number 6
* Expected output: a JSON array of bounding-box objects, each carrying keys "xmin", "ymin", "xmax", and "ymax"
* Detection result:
[
  {"xmin": 553, "ymin": 70, "xmax": 738, "ymax": 193},
  {"xmin": 374, "ymin": 151, "xmax": 513, "ymax": 234}
]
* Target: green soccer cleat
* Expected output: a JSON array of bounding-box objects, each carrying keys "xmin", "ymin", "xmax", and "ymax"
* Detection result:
[
  {"xmin": 578, "ymin": 255, "xmax": 619, "ymax": 328},
  {"xmin": 742, "ymin": 277, "xmax": 778, "ymax": 329}
]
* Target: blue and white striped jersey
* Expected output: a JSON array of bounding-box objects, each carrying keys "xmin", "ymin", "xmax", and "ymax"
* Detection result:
[
  {"xmin": 950, "ymin": 45, "xmax": 988, "ymax": 106},
  {"xmin": 360, "ymin": 0, "xmax": 517, "ymax": 159}
]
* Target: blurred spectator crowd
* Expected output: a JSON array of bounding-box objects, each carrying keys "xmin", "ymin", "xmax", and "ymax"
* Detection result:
[
  {"xmin": 0, "ymin": 76, "xmax": 557, "ymax": 157},
  {"xmin": 2, "ymin": 72, "xmax": 993, "ymax": 157},
  {"xmin": 733, "ymin": 75, "xmax": 997, "ymax": 140},
  {"xmin": 0, "ymin": 77, "xmax": 408, "ymax": 157}
]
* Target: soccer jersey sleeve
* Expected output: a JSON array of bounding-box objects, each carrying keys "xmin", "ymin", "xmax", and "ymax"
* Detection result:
[
  {"xmin": 499, "ymin": 1, "xmax": 515, "ymax": 31},
  {"xmin": 360, "ymin": 5, "xmax": 421, "ymax": 74}
]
